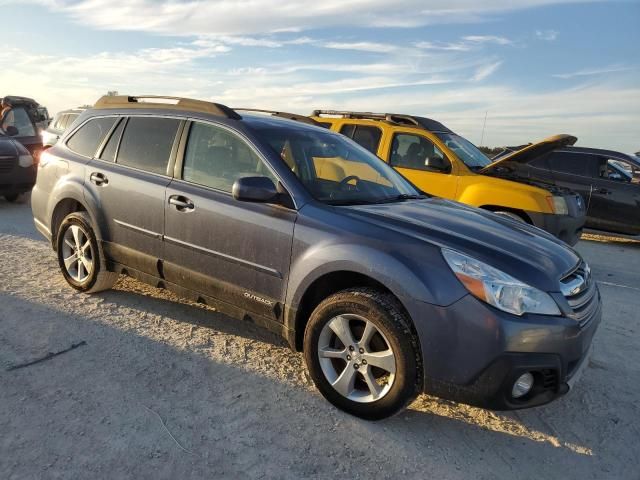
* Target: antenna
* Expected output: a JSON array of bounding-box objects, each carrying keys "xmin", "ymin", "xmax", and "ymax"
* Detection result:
[
  {"xmin": 480, "ymin": 110, "xmax": 489, "ymax": 147},
  {"xmin": 480, "ymin": 111, "xmax": 488, "ymax": 146}
]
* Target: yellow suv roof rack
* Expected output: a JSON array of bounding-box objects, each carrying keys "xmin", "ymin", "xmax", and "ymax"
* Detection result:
[
  {"xmin": 93, "ymin": 95, "xmax": 241, "ymax": 120},
  {"xmin": 311, "ymin": 109, "xmax": 453, "ymax": 133}
]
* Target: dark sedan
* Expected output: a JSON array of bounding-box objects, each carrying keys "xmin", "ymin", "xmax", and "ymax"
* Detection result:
[
  {"xmin": 503, "ymin": 145, "xmax": 640, "ymax": 237},
  {"xmin": 0, "ymin": 127, "xmax": 36, "ymax": 201}
]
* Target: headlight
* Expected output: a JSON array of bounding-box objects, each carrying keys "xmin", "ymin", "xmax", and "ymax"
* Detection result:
[
  {"xmin": 547, "ymin": 195, "xmax": 568, "ymax": 215},
  {"xmin": 18, "ymin": 154, "xmax": 34, "ymax": 167},
  {"xmin": 442, "ymin": 249, "xmax": 561, "ymax": 316}
]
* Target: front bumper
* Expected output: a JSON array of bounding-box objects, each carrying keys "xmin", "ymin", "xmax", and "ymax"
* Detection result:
[
  {"xmin": 407, "ymin": 289, "xmax": 601, "ymax": 410},
  {"xmin": 527, "ymin": 211, "xmax": 585, "ymax": 246}
]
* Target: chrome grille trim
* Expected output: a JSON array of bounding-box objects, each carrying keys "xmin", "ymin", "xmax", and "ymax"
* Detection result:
[{"xmin": 561, "ymin": 261, "xmax": 597, "ymax": 326}]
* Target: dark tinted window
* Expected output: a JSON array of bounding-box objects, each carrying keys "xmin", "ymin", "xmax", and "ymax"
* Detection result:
[
  {"xmin": 183, "ymin": 122, "xmax": 276, "ymax": 192},
  {"xmin": 317, "ymin": 122, "xmax": 332, "ymax": 129},
  {"xmin": 116, "ymin": 117, "xmax": 180, "ymax": 175},
  {"xmin": 2, "ymin": 107, "xmax": 36, "ymax": 137},
  {"xmin": 390, "ymin": 133, "xmax": 450, "ymax": 173},
  {"xmin": 340, "ymin": 124, "xmax": 382, "ymax": 154},
  {"xmin": 66, "ymin": 117, "xmax": 116, "ymax": 157},
  {"xmin": 99, "ymin": 118, "xmax": 125, "ymax": 162},
  {"xmin": 340, "ymin": 124, "xmax": 356, "ymax": 138},
  {"xmin": 548, "ymin": 152, "xmax": 599, "ymax": 178}
]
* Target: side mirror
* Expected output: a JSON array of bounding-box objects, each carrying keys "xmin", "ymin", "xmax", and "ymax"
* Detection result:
[
  {"xmin": 5, "ymin": 126, "xmax": 18, "ymax": 137},
  {"xmin": 232, "ymin": 176, "xmax": 279, "ymax": 203},
  {"xmin": 424, "ymin": 157, "xmax": 451, "ymax": 174}
]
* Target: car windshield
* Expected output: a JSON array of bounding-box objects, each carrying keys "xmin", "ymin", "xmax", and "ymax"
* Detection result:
[
  {"xmin": 435, "ymin": 132, "xmax": 492, "ymax": 170},
  {"xmin": 252, "ymin": 123, "xmax": 423, "ymax": 205}
]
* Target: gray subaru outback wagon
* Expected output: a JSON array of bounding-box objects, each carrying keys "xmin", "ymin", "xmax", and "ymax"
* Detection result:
[{"xmin": 32, "ymin": 95, "xmax": 601, "ymax": 419}]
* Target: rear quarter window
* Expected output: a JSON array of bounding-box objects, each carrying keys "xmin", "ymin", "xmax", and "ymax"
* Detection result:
[
  {"xmin": 548, "ymin": 152, "xmax": 599, "ymax": 178},
  {"xmin": 66, "ymin": 117, "xmax": 116, "ymax": 157},
  {"xmin": 115, "ymin": 117, "xmax": 180, "ymax": 175}
]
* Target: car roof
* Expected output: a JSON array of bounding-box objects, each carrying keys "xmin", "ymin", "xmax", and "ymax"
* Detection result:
[
  {"xmin": 242, "ymin": 113, "xmax": 335, "ymax": 133},
  {"xmin": 555, "ymin": 146, "xmax": 640, "ymax": 164}
]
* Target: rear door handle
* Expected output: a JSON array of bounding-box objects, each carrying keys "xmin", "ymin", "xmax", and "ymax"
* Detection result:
[
  {"xmin": 90, "ymin": 172, "xmax": 108, "ymax": 186},
  {"xmin": 597, "ymin": 188, "xmax": 611, "ymax": 195},
  {"xmin": 168, "ymin": 195, "xmax": 195, "ymax": 211}
]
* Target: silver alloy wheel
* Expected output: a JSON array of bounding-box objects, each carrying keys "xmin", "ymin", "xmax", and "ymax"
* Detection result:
[
  {"xmin": 317, "ymin": 314, "xmax": 396, "ymax": 403},
  {"xmin": 61, "ymin": 224, "xmax": 94, "ymax": 283}
]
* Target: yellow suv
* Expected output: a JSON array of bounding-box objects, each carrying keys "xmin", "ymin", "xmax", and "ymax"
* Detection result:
[{"xmin": 311, "ymin": 110, "xmax": 586, "ymax": 245}]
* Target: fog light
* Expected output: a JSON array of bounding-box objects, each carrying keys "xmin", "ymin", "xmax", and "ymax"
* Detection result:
[{"xmin": 512, "ymin": 372, "xmax": 534, "ymax": 398}]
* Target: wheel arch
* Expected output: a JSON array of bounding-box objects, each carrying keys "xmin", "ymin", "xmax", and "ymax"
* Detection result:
[
  {"xmin": 289, "ymin": 270, "xmax": 416, "ymax": 352},
  {"xmin": 479, "ymin": 205, "xmax": 533, "ymax": 224}
]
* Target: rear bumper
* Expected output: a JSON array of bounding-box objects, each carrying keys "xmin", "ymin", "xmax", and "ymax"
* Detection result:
[
  {"xmin": 0, "ymin": 166, "xmax": 36, "ymax": 195},
  {"xmin": 527, "ymin": 211, "xmax": 585, "ymax": 246},
  {"xmin": 406, "ymin": 289, "xmax": 601, "ymax": 410}
]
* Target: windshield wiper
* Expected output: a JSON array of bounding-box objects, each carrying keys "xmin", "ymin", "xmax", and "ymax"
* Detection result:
[{"xmin": 324, "ymin": 198, "xmax": 381, "ymax": 206}]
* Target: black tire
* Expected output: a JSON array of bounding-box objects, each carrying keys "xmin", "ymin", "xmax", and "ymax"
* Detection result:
[
  {"xmin": 303, "ymin": 288, "xmax": 422, "ymax": 420},
  {"xmin": 56, "ymin": 212, "xmax": 119, "ymax": 293},
  {"xmin": 4, "ymin": 194, "xmax": 19, "ymax": 202}
]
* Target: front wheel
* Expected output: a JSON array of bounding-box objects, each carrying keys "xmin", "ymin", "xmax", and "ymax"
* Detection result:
[
  {"xmin": 56, "ymin": 212, "xmax": 119, "ymax": 293},
  {"xmin": 304, "ymin": 288, "xmax": 422, "ymax": 420}
]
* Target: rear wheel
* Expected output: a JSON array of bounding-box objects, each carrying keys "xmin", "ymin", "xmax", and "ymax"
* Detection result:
[
  {"xmin": 304, "ymin": 288, "xmax": 421, "ymax": 420},
  {"xmin": 4, "ymin": 194, "xmax": 19, "ymax": 202},
  {"xmin": 56, "ymin": 212, "xmax": 119, "ymax": 293}
]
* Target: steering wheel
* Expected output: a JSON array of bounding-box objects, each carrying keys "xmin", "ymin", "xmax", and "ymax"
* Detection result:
[{"xmin": 338, "ymin": 175, "xmax": 361, "ymax": 188}]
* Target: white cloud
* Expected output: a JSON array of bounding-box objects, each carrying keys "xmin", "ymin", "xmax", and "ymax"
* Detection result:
[
  {"xmin": 415, "ymin": 35, "xmax": 512, "ymax": 52},
  {"xmin": 8, "ymin": 0, "xmax": 591, "ymax": 35},
  {"xmin": 463, "ymin": 35, "xmax": 512, "ymax": 45},
  {"xmin": 321, "ymin": 41, "xmax": 398, "ymax": 53},
  {"xmin": 535, "ymin": 29, "xmax": 559, "ymax": 41},
  {"xmin": 553, "ymin": 64, "xmax": 633, "ymax": 79},
  {"xmin": 471, "ymin": 61, "xmax": 503, "ymax": 81}
]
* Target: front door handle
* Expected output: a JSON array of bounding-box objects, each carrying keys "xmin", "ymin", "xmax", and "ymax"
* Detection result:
[
  {"xmin": 168, "ymin": 195, "xmax": 195, "ymax": 211},
  {"xmin": 90, "ymin": 172, "xmax": 108, "ymax": 186}
]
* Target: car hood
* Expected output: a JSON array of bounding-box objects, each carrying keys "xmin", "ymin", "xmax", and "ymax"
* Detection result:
[
  {"xmin": 344, "ymin": 198, "xmax": 580, "ymax": 292},
  {"xmin": 480, "ymin": 134, "xmax": 577, "ymax": 174}
]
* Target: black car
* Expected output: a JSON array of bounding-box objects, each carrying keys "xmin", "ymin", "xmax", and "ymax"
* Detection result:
[
  {"xmin": 0, "ymin": 127, "xmax": 36, "ymax": 201},
  {"xmin": 490, "ymin": 141, "xmax": 640, "ymax": 236},
  {"xmin": 1, "ymin": 96, "xmax": 51, "ymax": 157}
]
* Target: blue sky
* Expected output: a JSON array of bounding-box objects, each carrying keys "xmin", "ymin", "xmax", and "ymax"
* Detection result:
[{"xmin": 1, "ymin": 0, "xmax": 638, "ymax": 151}]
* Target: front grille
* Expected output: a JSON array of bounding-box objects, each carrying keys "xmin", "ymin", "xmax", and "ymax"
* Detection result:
[
  {"xmin": 561, "ymin": 262, "xmax": 598, "ymax": 326},
  {"xmin": 540, "ymin": 369, "xmax": 558, "ymax": 390},
  {"xmin": 0, "ymin": 156, "xmax": 16, "ymax": 173}
]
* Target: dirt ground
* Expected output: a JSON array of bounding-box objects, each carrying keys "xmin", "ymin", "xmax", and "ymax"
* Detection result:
[{"xmin": 1, "ymin": 196, "xmax": 639, "ymax": 480}]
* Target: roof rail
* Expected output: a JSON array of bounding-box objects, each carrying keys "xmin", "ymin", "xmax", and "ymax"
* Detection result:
[
  {"xmin": 311, "ymin": 109, "xmax": 421, "ymax": 127},
  {"xmin": 234, "ymin": 108, "xmax": 321, "ymax": 127},
  {"xmin": 93, "ymin": 95, "xmax": 241, "ymax": 120}
]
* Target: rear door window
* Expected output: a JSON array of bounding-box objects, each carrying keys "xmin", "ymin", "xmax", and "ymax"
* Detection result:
[
  {"xmin": 115, "ymin": 117, "xmax": 180, "ymax": 175},
  {"xmin": 548, "ymin": 152, "xmax": 600, "ymax": 178},
  {"xmin": 339, "ymin": 124, "xmax": 382, "ymax": 154},
  {"xmin": 66, "ymin": 117, "xmax": 116, "ymax": 157}
]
